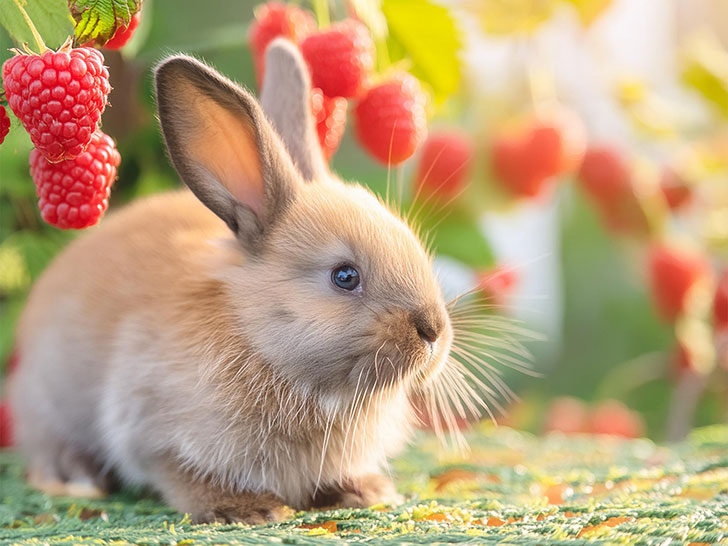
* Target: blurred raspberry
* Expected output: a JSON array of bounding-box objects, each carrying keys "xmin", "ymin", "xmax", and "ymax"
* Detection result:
[
  {"xmin": 414, "ymin": 130, "xmax": 473, "ymax": 201},
  {"xmin": 476, "ymin": 266, "xmax": 518, "ymax": 307},
  {"xmin": 577, "ymin": 146, "xmax": 632, "ymax": 206},
  {"xmin": 2, "ymin": 47, "xmax": 110, "ymax": 162},
  {"xmin": 311, "ymin": 87, "xmax": 347, "ymax": 161},
  {"xmin": 0, "ymin": 105, "xmax": 10, "ymax": 144},
  {"xmin": 648, "ymin": 244, "xmax": 710, "ymax": 322},
  {"xmin": 0, "ymin": 400, "xmax": 13, "ymax": 447},
  {"xmin": 659, "ymin": 167, "xmax": 692, "ymax": 211},
  {"xmin": 715, "ymin": 271, "xmax": 728, "ymax": 331},
  {"xmin": 248, "ymin": 2, "xmax": 316, "ymax": 87},
  {"xmin": 589, "ymin": 400, "xmax": 644, "ymax": 438},
  {"xmin": 102, "ymin": 11, "xmax": 142, "ymax": 49},
  {"xmin": 490, "ymin": 122, "xmax": 566, "ymax": 199},
  {"xmin": 30, "ymin": 130, "xmax": 120, "ymax": 229},
  {"xmin": 354, "ymin": 73, "xmax": 427, "ymax": 165},
  {"xmin": 544, "ymin": 397, "xmax": 590, "ymax": 434},
  {"xmin": 301, "ymin": 19, "xmax": 374, "ymax": 98}
]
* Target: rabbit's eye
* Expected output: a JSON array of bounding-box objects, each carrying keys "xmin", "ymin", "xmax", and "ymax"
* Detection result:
[{"xmin": 332, "ymin": 265, "xmax": 360, "ymax": 291}]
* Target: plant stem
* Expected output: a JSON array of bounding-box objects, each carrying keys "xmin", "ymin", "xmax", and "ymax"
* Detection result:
[
  {"xmin": 12, "ymin": 0, "xmax": 48, "ymax": 53},
  {"xmin": 312, "ymin": 0, "xmax": 330, "ymax": 28}
]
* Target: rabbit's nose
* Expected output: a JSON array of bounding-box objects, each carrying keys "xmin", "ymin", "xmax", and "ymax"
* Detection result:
[{"xmin": 411, "ymin": 307, "xmax": 444, "ymax": 344}]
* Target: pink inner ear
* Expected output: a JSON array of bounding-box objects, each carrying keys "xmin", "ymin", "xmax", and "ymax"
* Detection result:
[{"xmin": 189, "ymin": 95, "xmax": 265, "ymax": 216}]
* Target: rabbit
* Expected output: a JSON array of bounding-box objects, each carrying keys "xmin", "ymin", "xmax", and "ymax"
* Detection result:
[{"xmin": 7, "ymin": 39, "xmax": 459, "ymax": 524}]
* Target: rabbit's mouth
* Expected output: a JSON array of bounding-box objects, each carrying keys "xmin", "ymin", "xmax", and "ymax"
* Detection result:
[{"xmin": 346, "ymin": 311, "xmax": 454, "ymax": 395}]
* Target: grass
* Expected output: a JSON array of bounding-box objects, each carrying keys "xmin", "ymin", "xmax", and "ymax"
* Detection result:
[{"xmin": 1, "ymin": 424, "xmax": 727, "ymax": 545}]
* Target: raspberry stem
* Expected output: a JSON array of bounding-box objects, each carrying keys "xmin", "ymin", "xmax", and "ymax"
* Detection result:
[{"xmin": 11, "ymin": 0, "xmax": 49, "ymax": 53}]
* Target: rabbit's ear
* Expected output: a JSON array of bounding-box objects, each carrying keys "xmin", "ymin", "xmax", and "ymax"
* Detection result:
[
  {"xmin": 155, "ymin": 55, "xmax": 299, "ymax": 252},
  {"xmin": 260, "ymin": 38, "xmax": 327, "ymax": 182}
]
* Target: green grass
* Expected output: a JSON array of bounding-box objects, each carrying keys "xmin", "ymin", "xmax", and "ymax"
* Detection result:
[{"xmin": 1, "ymin": 424, "xmax": 727, "ymax": 545}]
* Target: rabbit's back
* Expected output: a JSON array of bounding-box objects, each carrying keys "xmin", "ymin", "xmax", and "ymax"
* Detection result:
[{"xmin": 9, "ymin": 190, "xmax": 235, "ymax": 475}]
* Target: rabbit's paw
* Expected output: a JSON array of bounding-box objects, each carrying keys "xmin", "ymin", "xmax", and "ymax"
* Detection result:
[
  {"xmin": 192, "ymin": 492, "xmax": 293, "ymax": 525},
  {"xmin": 337, "ymin": 474, "xmax": 403, "ymax": 508}
]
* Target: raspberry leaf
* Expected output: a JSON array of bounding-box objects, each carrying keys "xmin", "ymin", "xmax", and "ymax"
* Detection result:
[
  {"xmin": 381, "ymin": 0, "xmax": 461, "ymax": 104},
  {"xmin": 0, "ymin": 0, "xmax": 74, "ymax": 49},
  {"xmin": 68, "ymin": 0, "xmax": 142, "ymax": 45}
]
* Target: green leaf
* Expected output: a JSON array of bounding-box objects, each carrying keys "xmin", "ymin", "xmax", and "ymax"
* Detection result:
[
  {"xmin": 68, "ymin": 0, "xmax": 141, "ymax": 45},
  {"xmin": 381, "ymin": 0, "xmax": 461, "ymax": 104},
  {"xmin": 0, "ymin": 0, "xmax": 74, "ymax": 49}
]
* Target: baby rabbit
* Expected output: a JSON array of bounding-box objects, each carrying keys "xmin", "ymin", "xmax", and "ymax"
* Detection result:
[{"xmin": 8, "ymin": 40, "xmax": 455, "ymax": 524}]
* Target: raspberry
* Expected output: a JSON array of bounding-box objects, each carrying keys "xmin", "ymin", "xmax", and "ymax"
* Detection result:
[
  {"xmin": 544, "ymin": 397, "xmax": 590, "ymax": 434},
  {"xmin": 589, "ymin": 400, "xmax": 644, "ymax": 438},
  {"xmin": 0, "ymin": 105, "xmax": 10, "ymax": 145},
  {"xmin": 0, "ymin": 399, "xmax": 13, "ymax": 448},
  {"xmin": 659, "ymin": 166, "xmax": 692, "ymax": 211},
  {"xmin": 354, "ymin": 73, "xmax": 427, "ymax": 165},
  {"xmin": 248, "ymin": 2, "xmax": 316, "ymax": 86},
  {"xmin": 311, "ymin": 87, "xmax": 347, "ymax": 160},
  {"xmin": 648, "ymin": 244, "xmax": 710, "ymax": 322},
  {"xmin": 2, "ymin": 46, "xmax": 111, "ymax": 162},
  {"xmin": 490, "ymin": 122, "xmax": 565, "ymax": 199},
  {"xmin": 30, "ymin": 130, "xmax": 120, "ymax": 229},
  {"xmin": 577, "ymin": 146, "xmax": 631, "ymax": 206},
  {"xmin": 715, "ymin": 271, "xmax": 728, "ymax": 331},
  {"xmin": 301, "ymin": 19, "xmax": 374, "ymax": 98},
  {"xmin": 99, "ymin": 11, "xmax": 142, "ymax": 50},
  {"xmin": 476, "ymin": 266, "xmax": 518, "ymax": 307},
  {"xmin": 414, "ymin": 130, "xmax": 473, "ymax": 201}
]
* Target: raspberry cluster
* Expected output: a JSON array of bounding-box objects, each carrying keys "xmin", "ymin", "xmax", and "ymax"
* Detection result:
[
  {"xmin": 2, "ymin": 39, "xmax": 121, "ymax": 229},
  {"xmin": 248, "ymin": 2, "xmax": 427, "ymax": 165}
]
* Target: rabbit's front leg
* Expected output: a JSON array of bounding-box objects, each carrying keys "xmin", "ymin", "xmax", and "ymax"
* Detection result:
[
  {"xmin": 155, "ymin": 462, "xmax": 292, "ymax": 524},
  {"xmin": 312, "ymin": 474, "xmax": 403, "ymax": 509}
]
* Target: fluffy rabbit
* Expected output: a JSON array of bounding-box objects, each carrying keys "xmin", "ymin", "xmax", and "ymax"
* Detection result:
[{"xmin": 8, "ymin": 40, "xmax": 456, "ymax": 524}]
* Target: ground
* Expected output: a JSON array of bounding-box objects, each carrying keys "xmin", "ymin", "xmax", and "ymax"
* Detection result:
[{"xmin": 1, "ymin": 424, "xmax": 726, "ymax": 545}]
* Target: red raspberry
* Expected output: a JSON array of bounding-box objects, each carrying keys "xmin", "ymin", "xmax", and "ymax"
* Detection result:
[
  {"xmin": 490, "ymin": 122, "xmax": 565, "ymax": 199},
  {"xmin": 354, "ymin": 73, "xmax": 427, "ymax": 165},
  {"xmin": 589, "ymin": 400, "xmax": 644, "ymax": 438},
  {"xmin": 99, "ymin": 11, "xmax": 142, "ymax": 50},
  {"xmin": 0, "ymin": 399, "xmax": 13, "ymax": 447},
  {"xmin": 30, "ymin": 130, "xmax": 120, "ymax": 229},
  {"xmin": 648, "ymin": 244, "xmax": 710, "ymax": 322},
  {"xmin": 577, "ymin": 146, "xmax": 632, "ymax": 206},
  {"xmin": 301, "ymin": 19, "xmax": 374, "ymax": 98},
  {"xmin": 2, "ymin": 47, "xmax": 111, "ymax": 162},
  {"xmin": 659, "ymin": 166, "xmax": 692, "ymax": 211},
  {"xmin": 414, "ymin": 130, "xmax": 473, "ymax": 201},
  {"xmin": 544, "ymin": 397, "xmax": 590, "ymax": 434},
  {"xmin": 311, "ymin": 87, "xmax": 347, "ymax": 161},
  {"xmin": 0, "ymin": 105, "xmax": 10, "ymax": 144},
  {"xmin": 715, "ymin": 271, "xmax": 728, "ymax": 331},
  {"xmin": 248, "ymin": 2, "xmax": 316, "ymax": 87},
  {"xmin": 476, "ymin": 265, "xmax": 518, "ymax": 307}
]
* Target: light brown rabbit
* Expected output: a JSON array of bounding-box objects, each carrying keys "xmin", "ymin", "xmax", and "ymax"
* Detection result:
[{"xmin": 8, "ymin": 40, "xmax": 465, "ymax": 524}]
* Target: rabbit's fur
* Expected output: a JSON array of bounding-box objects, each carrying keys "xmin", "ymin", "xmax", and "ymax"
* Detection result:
[{"xmin": 8, "ymin": 40, "xmax": 452, "ymax": 523}]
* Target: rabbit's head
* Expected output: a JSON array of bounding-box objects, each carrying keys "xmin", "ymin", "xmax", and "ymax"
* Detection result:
[{"xmin": 155, "ymin": 40, "xmax": 451, "ymax": 409}]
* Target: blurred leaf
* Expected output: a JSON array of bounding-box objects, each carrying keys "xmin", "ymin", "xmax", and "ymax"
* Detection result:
[
  {"xmin": 0, "ymin": 0, "xmax": 74, "ymax": 49},
  {"xmin": 69, "ymin": 0, "xmax": 141, "ymax": 44},
  {"xmin": 382, "ymin": 0, "xmax": 461, "ymax": 104},
  {"xmin": 3, "ymin": 230, "xmax": 73, "ymax": 279},
  {"xmin": 0, "ymin": 296, "xmax": 24, "ymax": 367},
  {"xmin": 0, "ymin": 242, "xmax": 31, "ymax": 294},
  {"xmin": 561, "ymin": 0, "xmax": 613, "ymax": 26},
  {"xmin": 681, "ymin": 34, "xmax": 728, "ymax": 119},
  {"xmin": 462, "ymin": 0, "xmax": 556, "ymax": 36},
  {"xmin": 418, "ymin": 204, "xmax": 495, "ymax": 268}
]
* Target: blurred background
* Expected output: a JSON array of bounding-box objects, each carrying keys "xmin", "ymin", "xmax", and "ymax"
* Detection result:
[{"xmin": 1, "ymin": 0, "xmax": 726, "ymax": 442}]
